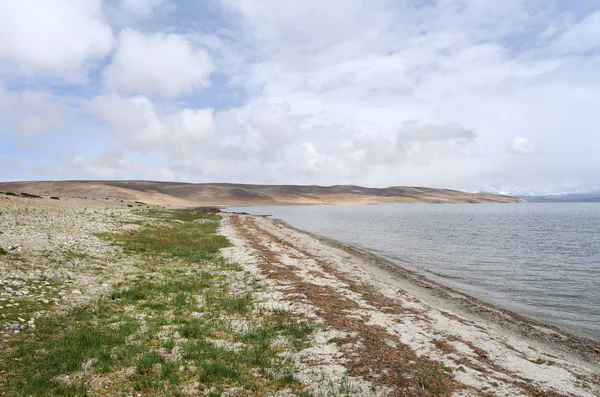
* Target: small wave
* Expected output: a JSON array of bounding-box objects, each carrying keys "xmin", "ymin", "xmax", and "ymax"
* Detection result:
[{"xmin": 424, "ymin": 270, "xmax": 464, "ymax": 281}]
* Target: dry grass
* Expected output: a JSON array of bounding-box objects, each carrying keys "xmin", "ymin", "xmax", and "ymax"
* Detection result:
[
  {"xmin": 432, "ymin": 340, "xmax": 458, "ymax": 355},
  {"xmin": 233, "ymin": 215, "xmax": 460, "ymax": 396}
]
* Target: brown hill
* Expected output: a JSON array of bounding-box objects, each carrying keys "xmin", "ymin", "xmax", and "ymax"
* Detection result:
[{"xmin": 0, "ymin": 180, "xmax": 524, "ymax": 206}]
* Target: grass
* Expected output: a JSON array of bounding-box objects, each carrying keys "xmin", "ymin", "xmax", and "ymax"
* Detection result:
[
  {"xmin": 417, "ymin": 361, "xmax": 455, "ymax": 396},
  {"xmin": 0, "ymin": 208, "xmax": 317, "ymax": 396}
]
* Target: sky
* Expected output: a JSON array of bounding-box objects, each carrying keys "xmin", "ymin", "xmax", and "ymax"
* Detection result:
[{"xmin": 0, "ymin": 0, "xmax": 599, "ymax": 195}]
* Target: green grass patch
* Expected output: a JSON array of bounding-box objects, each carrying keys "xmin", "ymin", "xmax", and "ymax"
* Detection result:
[{"xmin": 0, "ymin": 208, "xmax": 316, "ymax": 396}]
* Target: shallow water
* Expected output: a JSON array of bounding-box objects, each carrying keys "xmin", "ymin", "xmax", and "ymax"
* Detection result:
[{"xmin": 228, "ymin": 203, "xmax": 600, "ymax": 341}]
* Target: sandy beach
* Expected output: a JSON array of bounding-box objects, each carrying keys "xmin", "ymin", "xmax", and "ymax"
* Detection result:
[{"xmin": 220, "ymin": 213, "xmax": 600, "ymax": 396}]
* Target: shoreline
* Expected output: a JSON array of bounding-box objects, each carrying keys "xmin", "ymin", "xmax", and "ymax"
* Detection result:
[
  {"xmin": 272, "ymin": 217, "xmax": 600, "ymax": 361},
  {"xmin": 221, "ymin": 212, "xmax": 600, "ymax": 395},
  {"xmin": 226, "ymin": 207, "xmax": 600, "ymax": 346},
  {"xmin": 3, "ymin": 194, "xmax": 597, "ymax": 395}
]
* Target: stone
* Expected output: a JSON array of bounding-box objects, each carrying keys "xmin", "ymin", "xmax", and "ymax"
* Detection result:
[
  {"xmin": 7, "ymin": 323, "xmax": 22, "ymax": 330},
  {"xmin": 72, "ymin": 289, "xmax": 82, "ymax": 294},
  {"xmin": 82, "ymin": 358, "xmax": 97, "ymax": 371},
  {"xmin": 54, "ymin": 374, "xmax": 71, "ymax": 385}
]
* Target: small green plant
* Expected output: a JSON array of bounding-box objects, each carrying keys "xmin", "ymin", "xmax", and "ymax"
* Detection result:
[{"xmin": 0, "ymin": 208, "xmax": 316, "ymax": 396}]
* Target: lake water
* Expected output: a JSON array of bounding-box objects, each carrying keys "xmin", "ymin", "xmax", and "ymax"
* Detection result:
[{"xmin": 228, "ymin": 203, "xmax": 600, "ymax": 341}]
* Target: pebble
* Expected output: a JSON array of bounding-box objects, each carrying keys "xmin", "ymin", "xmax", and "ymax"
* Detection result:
[{"xmin": 72, "ymin": 289, "xmax": 82, "ymax": 294}]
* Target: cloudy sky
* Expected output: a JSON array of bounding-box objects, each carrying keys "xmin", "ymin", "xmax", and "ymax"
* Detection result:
[{"xmin": 1, "ymin": 0, "xmax": 599, "ymax": 195}]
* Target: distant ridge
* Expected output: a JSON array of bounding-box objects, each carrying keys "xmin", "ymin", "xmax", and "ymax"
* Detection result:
[
  {"xmin": 0, "ymin": 180, "xmax": 524, "ymax": 206},
  {"xmin": 521, "ymin": 193, "xmax": 600, "ymax": 203}
]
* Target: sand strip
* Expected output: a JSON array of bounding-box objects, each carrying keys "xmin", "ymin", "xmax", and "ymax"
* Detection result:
[{"xmin": 220, "ymin": 213, "xmax": 600, "ymax": 397}]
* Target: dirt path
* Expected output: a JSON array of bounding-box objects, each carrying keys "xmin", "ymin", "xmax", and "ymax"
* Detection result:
[{"xmin": 221, "ymin": 213, "xmax": 600, "ymax": 397}]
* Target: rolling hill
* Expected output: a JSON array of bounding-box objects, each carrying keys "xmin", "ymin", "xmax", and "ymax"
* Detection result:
[{"xmin": 0, "ymin": 180, "xmax": 524, "ymax": 206}]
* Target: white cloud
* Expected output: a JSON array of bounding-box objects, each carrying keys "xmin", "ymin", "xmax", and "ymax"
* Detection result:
[
  {"xmin": 353, "ymin": 122, "xmax": 478, "ymax": 166},
  {"xmin": 71, "ymin": 150, "xmax": 132, "ymax": 179},
  {"xmin": 552, "ymin": 11, "xmax": 600, "ymax": 55},
  {"xmin": 0, "ymin": 83, "xmax": 65, "ymax": 136},
  {"xmin": 103, "ymin": 29, "xmax": 214, "ymax": 98},
  {"xmin": 120, "ymin": 0, "xmax": 165, "ymax": 17},
  {"xmin": 0, "ymin": 83, "xmax": 15, "ymax": 114},
  {"xmin": 249, "ymin": 102, "xmax": 298, "ymax": 144},
  {"xmin": 89, "ymin": 94, "xmax": 164, "ymax": 149},
  {"xmin": 507, "ymin": 137, "xmax": 535, "ymax": 155},
  {"xmin": 17, "ymin": 91, "xmax": 66, "ymax": 135},
  {"xmin": 89, "ymin": 94, "xmax": 216, "ymax": 155},
  {"xmin": 0, "ymin": 0, "xmax": 113, "ymax": 80}
]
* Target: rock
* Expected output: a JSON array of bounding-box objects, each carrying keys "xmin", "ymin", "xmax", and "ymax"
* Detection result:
[
  {"xmin": 101, "ymin": 283, "xmax": 109, "ymax": 288},
  {"xmin": 82, "ymin": 358, "xmax": 97, "ymax": 371},
  {"xmin": 191, "ymin": 312, "xmax": 203, "ymax": 319},
  {"xmin": 6, "ymin": 323, "xmax": 22, "ymax": 330},
  {"xmin": 8, "ymin": 244, "xmax": 22, "ymax": 251},
  {"xmin": 72, "ymin": 289, "xmax": 82, "ymax": 294},
  {"xmin": 20, "ymin": 192, "xmax": 43, "ymax": 199},
  {"xmin": 54, "ymin": 374, "xmax": 71, "ymax": 386}
]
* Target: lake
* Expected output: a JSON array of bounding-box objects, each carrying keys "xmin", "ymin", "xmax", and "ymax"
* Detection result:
[{"xmin": 227, "ymin": 203, "xmax": 600, "ymax": 341}]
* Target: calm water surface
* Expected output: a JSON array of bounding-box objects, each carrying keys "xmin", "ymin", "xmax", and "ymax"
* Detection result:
[{"xmin": 228, "ymin": 203, "xmax": 600, "ymax": 340}]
